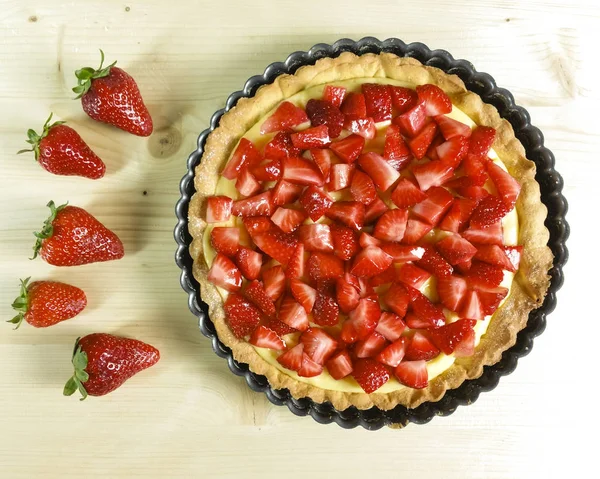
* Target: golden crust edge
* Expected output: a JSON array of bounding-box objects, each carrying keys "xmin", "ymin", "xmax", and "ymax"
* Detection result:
[{"xmin": 187, "ymin": 52, "xmax": 554, "ymax": 411}]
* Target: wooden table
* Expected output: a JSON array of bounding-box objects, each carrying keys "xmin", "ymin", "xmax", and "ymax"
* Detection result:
[{"xmin": 0, "ymin": 1, "xmax": 595, "ymax": 477}]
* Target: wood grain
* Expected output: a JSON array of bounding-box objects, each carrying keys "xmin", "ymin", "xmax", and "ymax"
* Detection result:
[{"xmin": 0, "ymin": 0, "xmax": 597, "ymax": 477}]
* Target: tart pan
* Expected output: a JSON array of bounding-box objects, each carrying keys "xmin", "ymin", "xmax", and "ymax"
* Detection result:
[{"xmin": 174, "ymin": 37, "xmax": 569, "ymax": 429}]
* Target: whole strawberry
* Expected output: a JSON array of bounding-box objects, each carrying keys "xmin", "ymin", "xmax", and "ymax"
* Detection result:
[
  {"xmin": 9, "ymin": 278, "xmax": 87, "ymax": 329},
  {"xmin": 64, "ymin": 333, "xmax": 160, "ymax": 399},
  {"xmin": 33, "ymin": 201, "xmax": 124, "ymax": 266},
  {"xmin": 73, "ymin": 50, "xmax": 153, "ymax": 137},
  {"xmin": 18, "ymin": 113, "xmax": 106, "ymax": 179}
]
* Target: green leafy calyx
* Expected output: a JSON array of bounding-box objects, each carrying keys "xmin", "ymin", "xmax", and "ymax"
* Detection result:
[
  {"xmin": 63, "ymin": 338, "xmax": 90, "ymax": 401},
  {"xmin": 72, "ymin": 49, "xmax": 117, "ymax": 99},
  {"xmin": 17, "ymin": 113, "xmax": 66, "ymax": 160},
  {"xmin": 7, "ymin": 277, "xmax": 31, "ymax": 329},
  {"xmin": 31, "ymin": 200, "xmax": 68, "ymax": 260}
]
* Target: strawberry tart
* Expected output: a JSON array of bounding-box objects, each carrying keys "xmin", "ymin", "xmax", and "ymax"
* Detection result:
[{"xmin": 187, "ymin": 52, "xmax": 553, "ymax": 410}]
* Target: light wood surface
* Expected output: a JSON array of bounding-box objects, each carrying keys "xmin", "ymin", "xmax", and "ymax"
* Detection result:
[{"xmin": 0, "ymin": 1, "xmax": 597, "ymax": 477}]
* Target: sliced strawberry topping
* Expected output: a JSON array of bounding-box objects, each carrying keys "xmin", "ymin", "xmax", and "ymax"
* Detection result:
[
  {"xmin": 468, "ymin": 126, "xmax": 496, "ymax": 158},
  {"xmin": 323, "ymin": 85, "xmax": 347, "ymax": 108},
  {"xmin": 243, "ymin": 217, "xmax": 273, "ymax": 237},
  {"xmin": 413, "ymin": 161, "xmax": 455, "ymax": 191},
  {"xmin": 271, "ymin": 207, "xmax": 307, "ymax": 233},
  {"xmin": 250, "ymin": 158, "xmax": 282, "ymax": 182},
  {"xmin": 350, "ymin": 170, "xmax": 377, "ymax": 205},
  {"xmin": 380, "ymin": 243, "xmax": 426, "ymax": 263},
  {"xmin": 244, "ymin": 280, "xmax": 276, "ymax": 317},
  {"xmin": 278, "ymin": 295, "xmax": 309, "ymax": 331},
  {"xmin": 429, "ymin": 318, "xmax": 476, "ymax": 355},
  {"xmin": 364, "ymin": 196, "xmax": 389, "ymax": 224},
  {"xmin": 412, "ymin": 186, "xmax": 454, "ymax": 226},
  {"xmin": 290, "ymin": 278, "xmax": 317, "ymax": 313},
  {"xmin": 313, "ymin": 288, "xmax": 340, "ymax": 326},
  {"xmin": 325, "ymin": 201, "xmax": 365, "ymax": 230},
  {"xmin": 466, "ymin": 261, "xmax": 504, "ymax": 288},
  {"xmin": 307, "ymin": 252, "xmax": 345, "ymax": 283},
  {"xmin": 437, "ymin": 135, "xmax": 469, "ymax": 168},
  {"xmin": 377, "ymin": 337, "xmax": 408, "ymax": 367},
  {"xmin": 470, "ymin": 195, "xmax": 510, "ymax": 227},
  {"xmin": 390, "ymin": 86, "xmax": 418, "ymax": 113},
  {"xmin": 352, "ymin": 358, "xmax": 390, "ymax": 393},
  {"xmin": 357, "ymin": 152, "xmax": 401, "ymax": 191},
  {"xmin": 222, "ymin": 138, "xmax": 262, "ymax": 180},
  {"xmin": 344, "ymin": 117, "xmax": 377, "ymax": 140},
  {"xmin": 409, "ymin": 288, "xmax": 446, "ymax": 328},
  {"xmin": 355, "ymin": 332, "xmax": 388, "ymax": 358},
  {"xmin": 232, "ymin": 191, "xmax": 273, "ymax": 217},
  {"xmin": 300, "ymin": 328, "xmax": 338, "ymax": 364},
  {"xmin": 391, "ymin": 178, "xmax": 427, "ymax": 209},
  {"xmin": 417, "ymin": 246, "xmax": 453, "ymax": 278},
  {"xmin": 326, "ymin": 350, "xmax": 353, "ymax": 380},
  {"xmin": 336, "ymin": 275, "xmax": 361, "ymax": 313},
  {"xmin": 395, "ymin": 360, "xmax": 428, "ymax": 389},
  {"xmin": 382, "ymin": 283, "xmax": 410, "ymax": 317},
  {"xmin": 426, "ymin": 133, "xmax": 445, "ymax": 161},
  {"xmin": 370, "ymin": 265, "xmax": 398, "ymax": 286},
  {"xmin": 310, "ymin": 148, "xmax": 332, "ymax": 181},
  {"xmin": 383, "ymin": 124, "xmax": 413, "ymax": 169},
  {"xmin": 298, "ymin": 186, "xmax": 333, "ymax": 221},
  {"xmin": 330, "ymin": 224, "xmax": 359, "ymax": 261},
  {"xmin": 206, "ymin": 196, "xmax": 233, "ymax": 223},
  {"xmin": 330, "ymin": 134, "xmax": 365, "ymax": 163},
  {"xmin": 394, "ymin": 101, "xmax": 427, "ymax": 137},
  {"xmin": 405, "ymin": 331, "xmax": 440, "ymax": 361},
  {"xmin": 340, "ymin": 92, "xmax": 367, "ymax": 120},
  {"xmin": 267, "ymin": 317, "xmax": 296, "ymax": 337},
  {"xmin": 261, "ymin": 265, "xmax": 286, "ymax": 301},
  {"xmin": 408, "ymin": 122, "xmax": 438, "ymax": 160},
  {"xmin": 261, "ymin": 101, "xmax": 309, "ymax": 135},
  {"xmin": 473, "ymin": 244, "xmax": 515, "ymax": 271},
  {"xmin": 277, "ymin": 343, "xmax": 305, "ymax": 371},
  {"xmin": 306, "ymin": 99, "xmax": 345, "ymax": 138},
  {"xmin": 402, "ymin": 218, "xmax": 433, "ymax": 244},
  {"xmin": 434, "ymin": 115, "xmax": 472, "ymax": 140},
  {"xmin": 208, "ymin": 253, "xmax": 242, "ymax": 292},
  {"xmin": 264, "ymin": 131, "xmax": 301, "ymax": 160},
  {"xmin": 299, "ymin": 356, "xmax": 325, "ymax": 378},
  {"xmin": 460, "ymin": 290, "xmax": 485, "ymax": 320},
  {"xmin": 503, "ymin": 245, "xmax": 523, "ymax": 271},
  {"xmin": 235, "ymin": 169, "xmax": 261, "ymax": 198},
  {"xmin": 453, "ymin": 329, "xmax": 475, "ymax": 357},
  {"xmin": 462, "ymin": 220, "xmax": 504, "ymax": 245},
  {"xmin": 436, "ymin": 275, "xmax": 468, "ymax": 311},
  {"xmin": 271, "ymin": 180, "xmax": 304, "ymax": 206},
  {"xmin": 477, "ymin": 286, "xmax": 509, "ymax": 315},
  {"xmin": 235, "ymin": 247, "xmax": 262, "ymax": 280},
  {"xmin": 373, "ymin": 209, "xmax": 408, "ymax": 242},
  {"xmin": 455, "ymin": 185, "xmax": 490, "ymax": 201},
  {"xmin": 362, "ymin": 83, "xmax": 392, "ymax": 122},
  {"xmin": 436, "ymin": 234, "xmax": 478, "ymax": 265},
  {"xmin": 328, "ymin": 163, "xmax": 355, "ymax": 191},
  {"xmin": 224, "ymin": 292, "xmax": 261, "ymax": 338},
  {"xmin": 396, "ymin": 263, "xmax": 432, "ymax": 289},
  {"xmin": 341, "ymin": 298, "xmax": 381, "ymax": 343},
  {"xmin": 290, "ymin": 125, "xmax": 331, "ymax": 149},
  {"xmin": 416, "ymin": 84, "xmax": 452, "ymax": 116},
  {"xmin": 487, "ymin": 161, "xmax": 521, "ymax": 209},
  {"xmin": 351, "ymin": 246, "xmax": 393, "ymax": 277},
  {"xmin": 375, "ymin": 312, "xmax": 407, "ymax": 342},
  {"xmin": 249, "ymin": 325, "xmax": 286, "ymax": 350},
  {"xmin": 439, "ymin": 198, "xmax": 478, "ymax": 233},
  {"xmin": 462, "ymin": 154, "xmax": 488, "ymax": 186},
  {"xmin": 210, "ymin": 227, "xmax": 240, "ymax": 257},
  {"xmin": 285, "ymin": 243, "xmax": 305, "ymax": 280},
  {"xmin": 298, "ymin": 224, "xmax": 333, "ymax": 252},
  {"xmin": 253, "ymin": 230, "xmax": 298, "ymax": 265},
  {"xmin": 281, "ymin": 156, "xmax": 324, "ymax": 186}
]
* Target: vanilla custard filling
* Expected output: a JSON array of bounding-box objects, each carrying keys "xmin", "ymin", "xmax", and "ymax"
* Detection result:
[{"xmin": 203, "ymin": 78, "xmax": 519, "ymax": 393}]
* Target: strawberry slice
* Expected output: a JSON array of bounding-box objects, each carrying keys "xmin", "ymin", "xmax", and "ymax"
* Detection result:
[
  {"xmin": 309, "ymin": 148, "xmax": 332, "ymax": 181},
  {"xmin": 358, "ymin": 152, "xmax": 401, "ymax": 191},
  {"xmin": 460, "ymin": 290, "xmax": 485, "ymax": 320},
  {"xmin": 383, "ymin": 124, "xmax": 413, "ymax": 169},
  {"xmin": 402, "ymin": 218, "xmax": 433, "ymax": 244},
  {"xmin": 290, "ymin": 125, "xmax": 331, "ymax": 149},
  {"xmin": 330, "ymin": 224, "xmax": 360, "ymax": 261},
  {"xmin": 306, "ymin": 99, "xmax": 345, "ymax": 138},
  {"xmin": 416, "ymin": 84, "xmax": 452, "ymax": 116},
  {"xmin": 437, "ymin": 135, "xmax": 469, "ymax": 168},
  {"xmin": 455, "ymin": 185, "xmax": 490, "ymax": 201},
  {"xmin": 206, "ymin": 196, "xmax": 233, "ymax": 223},
  {"xmin": 208, "ymin": 253, "xmax": 242, "ymax": 292},
  {"xmin": 359, "ymin": 232, "xmax": 381, "ymax": 248},
  {"xmin": 436, "ymin": 275, "xmax": 468, "ymax": 311},
  {"xmin": 364, "ymin": 196, "xmax": 389, "ymax": 224},
  {"xmin": 426, "ymin": 134, "xmax": 446, "ymax": 161},
  {"xmin": 355, "ymin": 332, "xmax": 388, "ymax": 358},
  {"xmin": 350, "ymin": 170, "xmax": 377, "ymax": 205},
  {"xmin": 264, "ymin": 131, "xmax": 301, "ymax": 160},
  {"xmin": 326, "ymin": 350, "xmax": 353, "ymax": 380},
  {"xmin": 436, "ymin": 234, "xmax": 478, "ymax": 265},
  {"xmin": 235, "ymin": 171, "xmax": 259, "ymax": 203},
  {"xmin": 439, "ymin": 198, "xmax": 478, "ymax": 233},
  {"xmin": 375, "ymin": 312, "xmax": 407, "ymax": 342},
  {"xmin": 390, "ymin": 86, "xmax": 418, "ymax": 113},
  {"xmin": 222, "ymin": 138, "xmax": 262, "ymax": 180},
  {"xmin": 210, "ymin": 227, "xmax": 240, "ymax": 257},
  {"xmin": 453, "ymin": 329, "xmax": 475, "ymax": 357},
  {"xmin": 404, "ymin": 332, "xmax": 440, "ymax": 361},
  {"xmin": 278, "ymin": 295, "xmax": 309, "ymax": 331},
  {"xmin": 300, "ymin": 328, "xmax": 338, "ymax": 364},
  {"xmin": 271, "ymin": 207, "xmax": 307, "ymax": 233},
  {"xmin": 323, "ymin": 85, "xmax": 347, "ymax": 108},
  {"xmin": 477, "ymin": 286, "xmax": 509, "ymax": 315},
  {"xmin": 395, "ymin": 360, "xmax": 428, "ymax": 389},
  {"xmin": 462, "ymin": 154, "xmax": 488, "ymax": 186},
  {"xmin": 408, "ymin": 122, "xmax": 438, "ymax": 160},
  {"xmin": 261, "ymin": 265, "xmax": 285, "ymax": 301},
  {"xmin": 409, "ymin": 288, "xmax": 446, "ymax": 328},
  {"xmin": 235, "ymin": 247, "xmax": 262, "ymax": 280},
  {"xmin": 290, "ymin": 278, "xmax": 317, "ymax": 313},
  {"xmin": 370, "ymin": 265, "xmax": 399, "ymax": 286},
  {"xmin": 462, "ymin": 220, "xmax": 504, "ymax": 245},
  {"xmin": 281, "ymin": 156, "xmax": 324, "ymax": 186},
  {"xmin": 285, "ymin": 243, "xmax": 305, "ymax": 280},
  {"xmin": 250, "ymin": 158, "xmax": 282, "ymax": 182},
  {"xmin": 271, "ymin": 180, "xmax": 304, "ymax": 206},
  {"xmin": 313, "ymin": 288, "xmax": 340, "ymax": 326},
  {"xmin": 412, "ymin": 186, "xmax": 454, "ymax": 226},
  {"xmin": 298, "ymin": 224, "xmax": 334, "ymax": 252},
  {"xmin": 380, "ymin": 243, "xmax": 426, "ymax": 263},
  {"xmin": 503, "ymin": 245, "xmax": 523, "ymax": 271},
  {"xmin": 340, "ymin": 92, "xmax": 367, "ymax": 120},
  {"xmin": 473, "ymin": 244, "xmax": 515, "ymax": 271},
  {"xmin": 412, "ymin": 161, "xmax": 455, "ymax": 191},
  {"xmin": 298, "ymin": 186, "xmax": 333, "ymax": 221},
  {"xmin": 330, "ymin": 134, "xmax": 365, "ymax": 163},
  {"xmin": 224, "ymin": 293, "xmax": 261, "ymax": 338},
  {"xmin": 470, "ymin": 195, "xmax": 510, "ymax": 227},
  {"xmin": 362, "ymin": 84, "xmax": 392, "ymax": 122},
  {"xmin": 352, "ymin": 358, "xmax": 390, "ymax": 393},
  {"xmin": 468, "ymin": 126, "xmax": 496, "ymax": 158},
  {"xmin": 277, "ymin": 343, "xmax": 305, "ymax": 371},
  {"xmin": 434, "ymin": 115, "xmax": 472, "ymax": 140},
  {"xmin": 261, "ymin": 101, "xmax": 309, "ymax": 135},
  {"xmin": 232, "ymin": 191, "xmax": 273, "ymax": 217},
  {"xmin": 393, "ymin": 100, "xmax": 427, "ymax": 137},
  {"xmin": 325, "ymin": 201, "xmax": 365, "ymax": 230},
  {"xmin": 373, "ymin": 209, "xmax": 408, "ymax": 242},
  {"xmin": 377, "ymin": 337, "xmax": 408, "ymax": 367},
  {"xmin": 391, "ymin": 178, "xmax": 427, "ymax": 209},
  {"xmin": 328, "ymin": 163, "xmax": 355, "ymax": 191},
  {"xmin": 307, "ymin": 252, "xmax": 345, "ymax": 283},
  {"xmin": 244, "ymin": 280, "xmax": 276, "ymax": 317},
  {"xmin": 298, "ymin": 355, "xmax": 324, "ymax": 377},
  {"xmin": 417, "ymin": 246, "xmax": 453, "ymax": 278},
  {"xmin": 336, "ymin": 274, "xmax": 361, "ymax": 313},
  {"xmin": 249, "ymin": 325, "xmax": 286, "ymax": 350},
  {"xmin": 487, "ymin": 161, "xmax": 521, "ymax": 210},
  {"xmin": 253, "ymin": 229, "xmax": 298, "ymax": 265},
  {"xmin": 343, "ymin": 117, "xmax": 377, "ymax": 140},
  {"xmin": 396, "ymin": 263, "xmax": 432, "ymax": 289},
  {"xmin": 466, "ymin": 261, "xmax": 504, "ymax": 288},
  {"xmin": 382, "ymin": 283, "xmax": 410, "ymax": 317},
  {"xmin": 351, "ymin": 246, "xmax": 393, "ymax": 277},
  {"xmin": 341, "ymin": 298, "xmax": 381, "ymax": 343}
]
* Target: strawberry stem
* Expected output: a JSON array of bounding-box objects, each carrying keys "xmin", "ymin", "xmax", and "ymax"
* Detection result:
[
  {"xmin": 72, "ymin": 49, "xmax": 117, "ymax": 99},
  {"xmin": 17, "ymin": 113, "xmax": 66, "ymax": 160},
  {"xmin": 63, "ymin": 338, "xmax": 89, "ymax": 400},
  {"xmin": 31, "ymin": 200, "xmax": 68, "ymax": 260},
  {"xmin": 7, "ymin": 277, "xmax": 31, "ymax": 330}
]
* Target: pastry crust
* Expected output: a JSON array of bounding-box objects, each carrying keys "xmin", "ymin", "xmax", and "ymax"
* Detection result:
[{"xmin": 188, "ymin": 52, "xmax": 553, "ymax": 410}]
